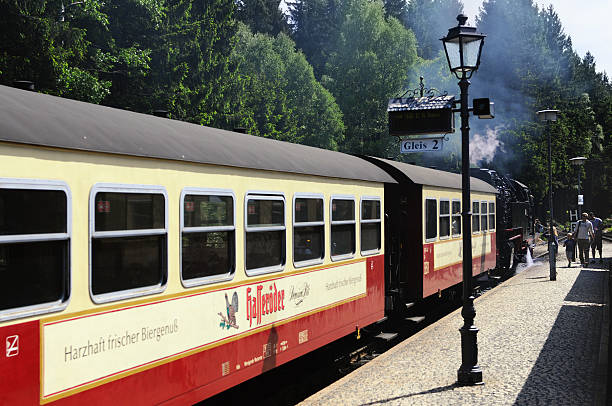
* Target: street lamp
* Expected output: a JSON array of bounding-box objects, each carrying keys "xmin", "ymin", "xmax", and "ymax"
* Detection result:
[
  {"xmin": 441, "ymin": 14, "xmax": 485, "ymax": 386},
  {"xmin": 570, "ymin": 156, "xmax": 587, "ymax": 219},
  {"xmin": 536, "ymin": 109, "xmax": 559, "ymax": 281}
]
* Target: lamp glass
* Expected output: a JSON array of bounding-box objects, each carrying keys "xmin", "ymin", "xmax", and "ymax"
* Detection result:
[
  {"xmin": 443, "ymin": 40, "xmax": 461, "ymax": 71},
  {"xmin": 443, "ymin": 35, "xmax": 484, "ymax": 72}
]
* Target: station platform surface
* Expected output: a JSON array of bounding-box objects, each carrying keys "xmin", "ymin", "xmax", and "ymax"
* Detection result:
[{"xmin": 300, "ymin": 240, "xmax": 611, "ymax": 405}]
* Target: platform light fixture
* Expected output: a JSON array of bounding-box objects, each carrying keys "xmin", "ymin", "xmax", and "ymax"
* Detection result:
[
  {"xmin": 441, "ymin": 15, "xmax": 486, "ymax": 79},
  {"xmin": 536, "ymin": 109, "xmax": 560, "ymax": 281},
  {"xmin": 441, "ymin": 14, "xmax": 486, "ymax": 386}
]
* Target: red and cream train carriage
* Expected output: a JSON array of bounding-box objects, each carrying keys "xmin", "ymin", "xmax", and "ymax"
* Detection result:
[
  {"xmin": 362, "ymin": 157, "xmax": 497, "ymax": 311},
  {"xmin": 0, "ymin": 85, "xmax": 392, "ymax": 405},
  {"xmin": 0, "ymin": 84, "xmax": 498, "ymax": 404}
]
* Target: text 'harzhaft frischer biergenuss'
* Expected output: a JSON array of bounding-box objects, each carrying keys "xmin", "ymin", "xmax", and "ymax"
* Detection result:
[
  {"xmin": 325, "ymin": 275, "xmax": 362, "ymax": 291},
  {"xmin": 64, "ymin": 319, "xmax": 179, "ymax": 362}
]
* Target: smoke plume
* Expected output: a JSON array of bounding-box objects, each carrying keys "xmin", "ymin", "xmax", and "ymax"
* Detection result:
[{"xmin": 470, "ymin": 125, "xmax": 503, "ymax": 165}]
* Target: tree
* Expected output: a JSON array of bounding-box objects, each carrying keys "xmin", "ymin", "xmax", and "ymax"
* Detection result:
[
  {"xmin": 147, "ymin": 0, "xmax": 238, "ymax": 125},
  {"xmin": 288, "ymin": 0, "xmax": 345, "ymax": 79},
  {"xmin": 322, "ymin": 0, "xmax": 417, "ymax": 156},
  {"xmin": 236, "ymin": 0, "xmax": 289, "ymax": 35},
  {"xmin": 404, "ymin": 0, "xmax": 463, "ymax": 60},
  {"xmin": 383, "ymin": 0, "xmax": 407, "ymax": 22},
  {"xmin": 0, "ymin": 0, "xmax": 111, "ymax": 103},
  {"xmin": 225, "ymin": 24, "xmax": 344, "ymax": 149}
]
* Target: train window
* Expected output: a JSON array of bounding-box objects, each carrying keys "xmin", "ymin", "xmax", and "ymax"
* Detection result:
[
  {"xmin": 481, "ymin": 202, "xmax": 488, "ymax": 231},
  {"xmin": 425, "ymin": 198, "xmax": 437, "ymax": 241},
  {"xmin": 472, "ymin": 201, "xmax": 480, "ymax": 233},
  {"xmin": 439, "ymin": 199, "xmax": 450, "ymax": 239},
  {"xmin": 361, "ymin": 198, "xmax": 381, "ymax": 255},
  {"xmin": 90, "ymin": 185, "xmax": 168, "ymax": 303},
  {"xmin": 0, "ymin": 180, "xmax": 70, "ymax": 321},
  {"xmin": 452, "ymin": 200, "xmax": 461, "ymax": 236},
  {"xmin": 245, "ymin": 194, "xmax": 285, "ymax": 275},
  {"xmin": 293, "ymin": 195, "xmax": 324, "ymax": 267},
  {"xmin": 181, "ymin": 189, "xmax": 235, "ymax": 287},
  {"xmin": 488, "ymin": 202, "xmax": 495, "ymax": 230},
  {"xmin": 331, "ymin": 197, "xmax": 355, "ymax": 260}
]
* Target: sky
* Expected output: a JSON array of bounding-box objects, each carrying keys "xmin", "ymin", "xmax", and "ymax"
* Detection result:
[{"xmin": 461, "ymin": 0, "xmax": 612, "ymax": 76}]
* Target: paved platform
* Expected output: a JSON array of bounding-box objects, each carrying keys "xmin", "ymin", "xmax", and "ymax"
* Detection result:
[{"xmin": 300, "ymin": 241, "xmax": 611, "ymax": 405}]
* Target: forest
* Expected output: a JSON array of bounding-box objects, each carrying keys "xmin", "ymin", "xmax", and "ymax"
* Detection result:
[{"xmin": 1, "ymin": 0, "xmax": 611, "ymax": 221}]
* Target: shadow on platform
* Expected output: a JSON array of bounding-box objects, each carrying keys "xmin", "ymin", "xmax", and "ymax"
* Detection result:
[
  {"xmin": 358, "ymin": 383, "xmax": 457, "ymax": 405},
  {"xmin": 513, "ymin": 269, "xmax": 606, "ymax": 405}
]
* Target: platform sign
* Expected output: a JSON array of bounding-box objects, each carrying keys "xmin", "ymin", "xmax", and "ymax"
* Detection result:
[
  {"xmin": 388, "ymin": 96, "xmax": 455, "ymax": 136},
  {"xmin": 400, "ymin": 137, "xmax": 444, "ymax": 153}
]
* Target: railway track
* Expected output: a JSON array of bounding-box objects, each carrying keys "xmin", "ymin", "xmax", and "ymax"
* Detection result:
[{"xmin": 203, "ymin": 269, "xmax": 520, "ymax": 405}]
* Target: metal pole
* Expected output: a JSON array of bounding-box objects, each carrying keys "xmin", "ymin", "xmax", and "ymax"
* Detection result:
[
  {"xmin": 457, "ymin": 73, "xmax": 482, "ymax": 385},
  {"xmin": 577, "ymin": 169, "xmax": 582, "ymax": 219},
  {"xmin": 548, "ymin": 125, "xmax": 556, "ymax": 280}
]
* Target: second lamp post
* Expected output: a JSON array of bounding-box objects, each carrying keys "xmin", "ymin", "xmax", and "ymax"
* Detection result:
[
  {"xmin": 536, "ymin": 109, "xmax": 559, "ymax": 281},
  {"xmin": 441, "ymin": 14, "xmax": 485, "ymax": 386}
]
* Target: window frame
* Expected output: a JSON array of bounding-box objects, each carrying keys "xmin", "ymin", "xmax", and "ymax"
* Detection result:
[
  {"xmin": 480, "ymin": 201, "xmax": 488, "ymax": 233},
  {"xmin": 89, "ymin": 183, "xmax": 168, "ymax": 304},
  {"xmin": 472, "ymin": 200, "xmax": 480, "ymax": 234},
  {"xmin": 293, "ymin": 193, "xmax": 325, "ymax": 268},
  {"xmin": 330, "ymin": 195, "xmax": 356, "ymax": 262},
  {"xmin": 424, "ymin": 198, "xmax": 438, "ymax": 242},
  {"xmin": 451, "ymin": 199, "xmax": 462, "ymax": 237},
  {"xmin": 438, "ymin": 198, "xmax": 451, "ymax": 240},
  {"xmin": 180, "ymin": 188, "xmax": 236, "ymax": 287},
  {"xmin": 360, "ymin": 196, "xmax": 382, "ymax": 256},
  {"xmin": 0, "ymin": 178, "xmax": 71, "ymax": 322},
  {"xmin": 244, "ymin": 192, "xmax": 286, "ymax": 276},
  {"xmin": 488, "ymin": 201, "xmax": 496, "ymax": 231}
]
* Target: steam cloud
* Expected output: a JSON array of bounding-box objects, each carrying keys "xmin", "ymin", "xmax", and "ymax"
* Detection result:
[{"xmin": 470, "ymin": 125, "xmax": 503, "ymax": 165}]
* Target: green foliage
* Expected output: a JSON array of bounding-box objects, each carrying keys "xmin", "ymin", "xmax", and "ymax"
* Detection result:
[
  {"xmin": 405, "ymin": 0, "xmax": 463, "ymax": 59},
  {"xmin": 472, "ymin": 0, "xmax": 612, "ymax": 219},
  {"xmin": 56, "ymin": 64, "xmax": 111, "ymax": 103},
  {"xmin": 236, "ymin": 0, "xmax": 289, "ymax": 35},
  {"xmin": 383, "ymin": 0, "xmax": 407, "ymax": 22},
  {"xmin": 225, "ymin": 24, "xmax": 344, "ymax": 149},
  {"xmin": 288, "ymin": 0, "xmax": 345, "ymax": 79},
  {"xmin": 322, "ymin": 0, "xmax": 418, "ymax": 156},
  {"xmin": 2, "ymin": 0, "xmax": 610, "ymax": 221}
]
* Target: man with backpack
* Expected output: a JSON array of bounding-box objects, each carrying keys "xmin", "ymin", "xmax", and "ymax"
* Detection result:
[{"xmin": 576, "ymin": 212, "xmax": 595, "ymax": 266}]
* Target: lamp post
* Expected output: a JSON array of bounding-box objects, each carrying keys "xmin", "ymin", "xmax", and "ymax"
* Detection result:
[
  {"xmin": 441, "ymin": 14, "xmax": 485, "ymax": 386},
  {"xmin": 536, "ymin": 109, "xmax": 559, "ymax": 281},
  {"xmin": 569, "ymin": 156, "xmax": 587, "ymax": 219}
]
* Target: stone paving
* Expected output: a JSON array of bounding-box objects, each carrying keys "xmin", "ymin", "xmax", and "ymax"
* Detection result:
[{"xmin": 300, "ymin": 241, "xmax": 610, "ymax": 406}]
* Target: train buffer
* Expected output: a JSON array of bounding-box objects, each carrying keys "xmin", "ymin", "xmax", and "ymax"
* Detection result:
[{"xmin": 300, "ymin": 241, "xmax": 611, "ymax": 405}]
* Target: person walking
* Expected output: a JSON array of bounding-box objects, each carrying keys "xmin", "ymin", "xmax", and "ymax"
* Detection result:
[
  {"xmin": 589, "ymin": 212, "xmax": 603, "ymax": 262},
  {"xmin": 564, "ymin": 233, "xmax": 576, "ymax": 267},
  {"xmin": 576, "ymin": 212, "xmax": 595, "ymax": 266},
  {"xmin": 534, "ymin": 218, "xmax": 543, "ymax": 243}
]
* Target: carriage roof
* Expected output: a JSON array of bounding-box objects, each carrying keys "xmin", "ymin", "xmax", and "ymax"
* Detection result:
[
  {"xmin": 0, "ymin": 85, "xmax": 395, "ymax": 184},
  {"xmin": 362, "ymin": 156, "xmax": 498, "ymax": 194}
]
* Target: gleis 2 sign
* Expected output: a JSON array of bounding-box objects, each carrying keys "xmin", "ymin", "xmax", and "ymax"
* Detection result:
[{"xmin": 400, "ymin": 138, "xmax": 444, "ymax": 153}]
